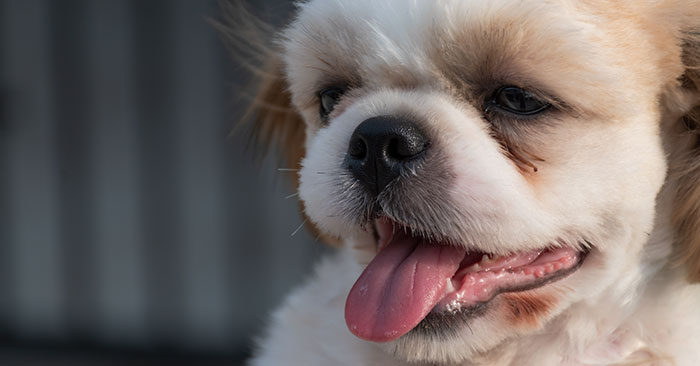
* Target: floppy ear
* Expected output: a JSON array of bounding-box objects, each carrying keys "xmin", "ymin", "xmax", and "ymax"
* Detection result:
[
  {"xmin": 672, "ymin": 28, "xmax": 700, "ymax": 282},
  {"xmin": 212, "ymin": 1, "xmax": 304, "ymax": 164},
  {"xmin": 242, "ymin": 60, "xmax": 306, "ymax": 174},
  {"xmin": 245, "ymin": 61, "xmax": 344, "ymax": 245},
  {"xmin": 215, "ymin": 3, "xmax": 341, "ymax": 246}
]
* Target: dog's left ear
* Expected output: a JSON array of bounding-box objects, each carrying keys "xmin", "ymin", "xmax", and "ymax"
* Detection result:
[{"xmin": 666, "ymin": 5, "xmax": 700, "ymax": 282}]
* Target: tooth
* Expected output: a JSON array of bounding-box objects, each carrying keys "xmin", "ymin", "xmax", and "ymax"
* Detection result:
[
  {"xmin": 535, "ymin": 268, "xmax": 545, "ymax": 278},
  {"xmin": 482, "ymin": 254, "xmax": 490, "ymax": 263},
  {"xmin": 445, "ymin": 278, "xmax": 455, "ymax": 292},
  {"xmin": 545, "ymin": 263, "xmax": 554, "ymax": 272},
  {"xmin": 470, "ymin": 263, "xmax": 481, "ymax": 272}
]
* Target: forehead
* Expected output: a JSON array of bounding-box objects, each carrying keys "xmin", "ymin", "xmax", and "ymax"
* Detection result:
[
  {"xmin": 283, "ymin": 0, "xmax": 637, "ymax": 111},
  {"xmin": 286, "ymin": 1, "xmax": 594, "ymax": 76}
]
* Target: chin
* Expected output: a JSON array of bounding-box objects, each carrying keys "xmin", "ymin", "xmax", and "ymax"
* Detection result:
[{"xmin": 223, "ymin": 0, "xmax": 700, "ymax": 365}]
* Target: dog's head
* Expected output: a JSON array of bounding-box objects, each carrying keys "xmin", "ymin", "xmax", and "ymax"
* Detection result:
[{"xmin": 233, "ymin": 0, "xmax": 700, "ymax": 363}]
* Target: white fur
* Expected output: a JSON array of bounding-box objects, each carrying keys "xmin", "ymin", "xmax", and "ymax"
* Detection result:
[{"xmin": 249, "ymin": 0, "xmax": 700, "ymax": 365}]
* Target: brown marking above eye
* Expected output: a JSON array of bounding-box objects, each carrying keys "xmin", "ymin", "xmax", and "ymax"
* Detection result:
[
  {"xmin": 427, "ymin": 11, "xmax": 589, "ymax": 118},
  {"xmin": 502, "ymin": 292, "xmax": 556, "ymax": 328}
]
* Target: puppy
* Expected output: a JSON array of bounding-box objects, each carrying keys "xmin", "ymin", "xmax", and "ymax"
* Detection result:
[{"xmin": 225, "ymin": 0, "xmax": 700, "ymax": 364}]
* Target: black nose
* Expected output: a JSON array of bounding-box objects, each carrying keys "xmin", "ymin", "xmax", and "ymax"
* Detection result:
[{"xmin": 345, "ymin": 116, "xmax": 429, "ymax": 195}]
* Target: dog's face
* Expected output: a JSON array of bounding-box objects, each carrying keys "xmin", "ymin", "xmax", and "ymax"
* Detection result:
[{"xmin": 245, "ymin": 0, "xmax": 700, "ymax": 363}]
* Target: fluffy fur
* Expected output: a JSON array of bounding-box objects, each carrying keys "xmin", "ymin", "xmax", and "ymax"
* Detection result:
[{"xmin": 223, "ymin": 0, "xmax": 700, "ymax": 365}]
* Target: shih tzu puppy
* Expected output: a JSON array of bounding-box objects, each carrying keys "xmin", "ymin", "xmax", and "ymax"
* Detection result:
[{"xmin": 223, "ymin": 0, "xmax": 700, "ymax": 364}]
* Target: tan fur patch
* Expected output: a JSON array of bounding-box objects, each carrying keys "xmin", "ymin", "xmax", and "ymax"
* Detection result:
[
  {"xmin": 428, "ymin": 4, "xmax": 608, "ymax": 118},
  {"xmin": 502, "ymin": 292, "xmax": 555, "ymax": 328}
]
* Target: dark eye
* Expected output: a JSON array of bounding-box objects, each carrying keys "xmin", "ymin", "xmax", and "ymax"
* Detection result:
[
  {"xmin": 488, "ymin": 86, "xmax": 549, "ymax": 116},
  {"xmin": 319, "ymin": 87, "xmax": 345, "ymax": 122}
]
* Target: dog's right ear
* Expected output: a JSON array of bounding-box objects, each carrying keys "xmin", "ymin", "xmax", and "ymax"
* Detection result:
[
  {"xmin": 243, "ymin": 61, "xmax": 344, "ymax": 246},
  {"xmin": 214, "ymin": 2, "xmax": 341, "ymax": 246},
  {"xmin": 212, "ymin": 2, "xmax": 305, "ymax": 165},
  {"xmin": 242, "ymin": 60, "xmax": 307, "ymax": 173}
]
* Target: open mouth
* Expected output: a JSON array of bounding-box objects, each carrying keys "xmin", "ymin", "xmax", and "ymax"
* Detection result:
[{"xmin": 344, "ymin": 218, "xmax": 588, "ymax": 343}]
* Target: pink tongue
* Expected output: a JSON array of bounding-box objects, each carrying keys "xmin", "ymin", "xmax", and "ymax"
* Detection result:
[{"xmin": 345, "ymin": 235, "xmax": 466, "ymax": 342}]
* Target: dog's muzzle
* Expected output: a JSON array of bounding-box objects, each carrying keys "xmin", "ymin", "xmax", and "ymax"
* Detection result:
[{"xmin": 344, "ymin": 115, "xmax": 430, "ymax": 196}]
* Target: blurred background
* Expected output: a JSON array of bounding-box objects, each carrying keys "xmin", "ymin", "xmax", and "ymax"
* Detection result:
[{"xmin": 0, "ymin": 0, "xmax": 327, "ymax": 364}]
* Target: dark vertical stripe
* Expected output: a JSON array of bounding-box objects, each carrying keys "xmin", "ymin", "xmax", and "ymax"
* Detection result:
[
  {"xmin": 214, "ymin": 2, "xmax": 253, "ymax": 347},
  {"xmin": 0, "ymin": 0, "xmax": 13, "ymax": 334},
  {"xmin": 209, "ymin": 1, "xmax": 257, "ymax": 345},
  {"xmin": 86, "ymin": 0, "xmax": 147, "ymax": 345},
  {"xmin": 49, "ymin": 0, "xmax": 98, "ymax": 338},
  {"xmin": 172, "ymin": 0, "xmax": 232, "ymax": 348},
  {"xmin": 3, "ymin": 0, "xmax": 64, "ymax": 338},
  {"xmin": 130, "ymin": 0, "xmax": 185, "ymax": 345}
]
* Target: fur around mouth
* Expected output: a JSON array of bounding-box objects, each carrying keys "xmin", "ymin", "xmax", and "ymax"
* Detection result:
[{"xmin": 344, "ymin": 218, "xmax": 589, "ymax": 343}]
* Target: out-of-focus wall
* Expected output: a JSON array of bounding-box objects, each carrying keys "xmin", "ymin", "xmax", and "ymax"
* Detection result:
[{"xmin": 0, "ymin": 0, "xmax": 322, "ymax": 362}]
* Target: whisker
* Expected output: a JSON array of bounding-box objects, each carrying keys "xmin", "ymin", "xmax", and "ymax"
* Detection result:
[
  {"xmin": 277, "ymin": 168, "xmax": 299, "ymax": 172},
  {"xmin": 291, "ymin": 218, "xmax": 309, "ymax": 237},
  {"xmin": 285, "ymin": 192, "xmax": 299, "ymax": 200}
]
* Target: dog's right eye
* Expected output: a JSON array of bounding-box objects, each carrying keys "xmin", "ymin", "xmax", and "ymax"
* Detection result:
[{"xmin": 319, "ymin": 87, "xmax": 344, "ymax": 123}]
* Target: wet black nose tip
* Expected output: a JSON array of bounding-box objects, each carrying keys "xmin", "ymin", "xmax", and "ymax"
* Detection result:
[{"xmin": 346, "ymin": 116, "xmax": 429, "ymax": 195}]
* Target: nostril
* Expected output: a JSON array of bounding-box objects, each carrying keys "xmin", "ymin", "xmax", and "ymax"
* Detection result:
[
  {"xmin": 348, "ymin": 136, "xmax": 367, "ymax": 159},
  {"xmin": 387, "ymin": 136, "xmax": 428, "ymax": 160}
]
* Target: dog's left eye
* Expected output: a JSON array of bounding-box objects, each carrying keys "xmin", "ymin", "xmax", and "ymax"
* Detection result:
[
  {"xmin": 488, "ymin": 86, "xmax": 549, "ymax": 116},
  {"xmin": 319, "ymin": 87, "xmax": 345, "ymax": 123}
]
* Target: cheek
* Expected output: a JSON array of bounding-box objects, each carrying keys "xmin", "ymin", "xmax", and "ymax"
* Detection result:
[{"xmin": 523, "ymin": 119, "xmax": 666, "ymax": 218}]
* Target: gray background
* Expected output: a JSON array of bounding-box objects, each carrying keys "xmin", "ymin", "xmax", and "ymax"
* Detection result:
[{"xmin": 0, "ymin": 0, "xmax": 324, "ymax": 364}]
